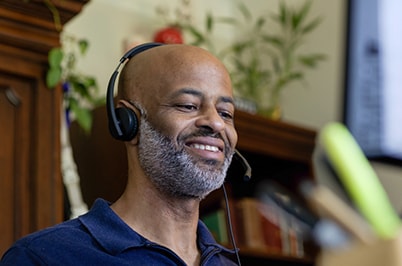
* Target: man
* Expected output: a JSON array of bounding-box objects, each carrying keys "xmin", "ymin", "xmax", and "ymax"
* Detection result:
[{"xmin": 1, "ymin": 44, "xmax": 239, "ymax": 265}]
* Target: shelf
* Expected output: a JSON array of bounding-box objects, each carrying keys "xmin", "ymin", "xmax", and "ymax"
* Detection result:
[
  {"xmin": 235, "ymin": 110, "xmax": 317, "ymax": 164},
  {"xmin": 239, "ymin": 246, "xmax": 315, "ymax": 264},
  {"xmin": 219, "ymin": 110, "xmax": 318, "ymax": 265}
]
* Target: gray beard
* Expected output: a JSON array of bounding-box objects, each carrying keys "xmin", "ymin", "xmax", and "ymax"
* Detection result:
[{"xmin": 137, "ymin": 117, "xmax": 233, "ymax": 199}]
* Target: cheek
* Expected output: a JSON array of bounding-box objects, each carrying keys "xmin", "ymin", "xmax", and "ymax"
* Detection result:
[
  {"xmin": 226, "ymin": 126, "xmax": 238, "ymax": 149},
  {"xmin": 148, "ymin": 114, "xmax": 186, "ymax": 140}
]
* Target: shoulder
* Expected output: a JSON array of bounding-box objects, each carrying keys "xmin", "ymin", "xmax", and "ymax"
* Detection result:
[
  {"xmin": 0, "ymin": 199, "xmax": 113, "ymax": 265},
  {"xmin": 0, "ymin": 199, "xmax": 139, "ymax": 265},
  {"xmin": 1, "ymin": 219, "xmax": 89, "ymax": 265}
]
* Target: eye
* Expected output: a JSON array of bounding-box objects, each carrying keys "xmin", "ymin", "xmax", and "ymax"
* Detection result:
[
  {"xmin": 218, "ymin": 109, "xmax": 234, "ymax": 121},
  {"xmin": 175, "ymin": 104, "xmax": 198, "ymax": 112}
]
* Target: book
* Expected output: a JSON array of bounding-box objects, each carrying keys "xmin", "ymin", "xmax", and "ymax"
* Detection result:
[
  {"xmin": 222, "ymin": 198, "xmax": 241, "ymax": 249},
  {"xmin": 202, "ymin": 209, "xmax": 229, "ymax": 245},
  {"xmin": 258, "ymin": 200, "xmax": 283, "ymax": 254},
  {"xmin": 235, "ymin": 198, "xmax": 266, "ymax": 249}
]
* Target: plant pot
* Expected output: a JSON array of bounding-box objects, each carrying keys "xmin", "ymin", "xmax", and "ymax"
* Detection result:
[{"xmin": 259, "ymin": 105, "xmax": 282, "ymax": 121}]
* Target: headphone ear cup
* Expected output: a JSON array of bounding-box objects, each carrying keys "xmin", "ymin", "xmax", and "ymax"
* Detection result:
[{"xmin": 110, "ymin": 107, "xmax": 138, "ymax": 141}]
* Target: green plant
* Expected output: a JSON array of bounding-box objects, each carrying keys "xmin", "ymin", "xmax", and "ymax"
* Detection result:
[
  {"xmin": 23, "ymin": 0, "xmax": 103, "ymax": 132},
  {"xmin": 47, "ymin": 35, "xmax": 105, "ymax": 133},
  {"xmin": 231, "ymin": 1, "xmax": 325, "ymax": 116},
  {"xmin": 180, "ymin": 0, "xmax": 326, "ymax": 118}
]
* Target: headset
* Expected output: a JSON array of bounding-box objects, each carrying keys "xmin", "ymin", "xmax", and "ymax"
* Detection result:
[{"xmin": 106, "ymin": 42, "xmax": 163, "ymax": 141}]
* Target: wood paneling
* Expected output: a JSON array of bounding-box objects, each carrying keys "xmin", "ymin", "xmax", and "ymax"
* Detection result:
[{"xmin": 0, "ymin": 0, "xmax": 87, "ymax": 256}]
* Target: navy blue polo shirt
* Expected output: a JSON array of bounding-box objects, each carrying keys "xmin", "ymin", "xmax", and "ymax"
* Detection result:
[{"xmin": 0, "ymin": 199, "xmax": 237, "ymax": 265}]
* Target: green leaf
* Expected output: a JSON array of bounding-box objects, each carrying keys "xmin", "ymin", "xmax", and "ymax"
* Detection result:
[
  {"xmin": 291, "ymin": 11, "xmax": 302, "ymax": 31},
  {"xmin": 287, "ymin": 71, "xmax": 303, "ymax": 81},
  {"xmin": 48, "ymin": 48, "xmax": 63, "ymax": 68},
  {"xmin": 65, "ymin": 52, "xmax": 76, "ymax": 71},
  {"xmin": 183, "ymin": 25, "xmax": 205, "ymax": 44},
  {"xmin": 261, "ymin": 35, "xmax": 284, "ymax": 50},
  {"xmin": 206, "ymin": 12, "xmax": 213, "ymax": 32},
  {"xmin": 214, "ymin": 16, "xmax": 238, "ymax": 25},
  {"xmin": 85, "ymin": 77, "xmax": 98, "ymax": 90},
  {"xmin": 70, "ymin": 100, "xmax": 92, "ymax": 134},
  {"xmin": 46, "ymin": 67, "xmax": 62, "ymax": 88},
  {"xmin": 255, "ymin": 17, "xmax": 266, "ymax": 30},
  {"xmin": 301, "ymin": 17, "xmax": 323, "ymax": 34},
  {"xmin": 71, "ymin": 80, "xmax": 90, "ymax": 98},
  {"xmin": 237, "ymin": 2, "xmax": 252, "ymax": 22},
  {"xmin": 231, "ymin": 41, "xmax": 250, "ymax": 54},
  {"xmin": 279, "ymin": 1, "xmax": 288, "ymax": 26},
  {"xmin": 292, "ymin": 0, "xmax": 313, "ymax": 31},
  {"xmin": 298, "ymin": 53, "xmax": 327, "ymax": 67},
  {"xmin": 233, "ymin": 58, "xmax": 247, "ymax": 72},
  {"xmin": 78, "ymin": 39, "xmax": 89, "ymax": 55},
  {"xmin": 271, "ymin": 56, "xmax": 281, "ymax": 74}
]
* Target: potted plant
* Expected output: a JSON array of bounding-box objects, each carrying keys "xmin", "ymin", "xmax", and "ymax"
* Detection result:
[
  {"xmin": 47, "ymin": 35, "xmax": 105, "ymax": 133},
  {"xmin": 178, "ymin": 0, "xmax": 326, "ymax": 119}
]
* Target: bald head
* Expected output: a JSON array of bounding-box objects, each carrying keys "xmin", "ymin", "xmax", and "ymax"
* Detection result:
[{"xmin": 117, "ymin": 44, "xmax": 232, "ymax": 107}]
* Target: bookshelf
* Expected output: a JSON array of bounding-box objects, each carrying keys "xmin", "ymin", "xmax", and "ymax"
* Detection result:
[
  {"xmin": 202, "ymin": 110, "xmax": 318, "ymax": 265},
  {"xmin": 70, "ymin": 107, "xmax": 317, "ymax": 265}
]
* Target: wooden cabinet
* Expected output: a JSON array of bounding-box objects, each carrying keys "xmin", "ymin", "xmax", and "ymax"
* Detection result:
[
  {"xmin": 0, "ymin": 0, "xmax": 87, "ymax": 256},
  {"xmin": 70, "ymin": 106, "xmax": 317, "ymax": 265}
]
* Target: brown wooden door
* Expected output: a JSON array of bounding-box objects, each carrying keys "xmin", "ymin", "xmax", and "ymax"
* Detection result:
[
  {"xmin": 0, "ymin": 51, "xmax": 65, "ymax": 255},
  {"xmin": 0, "ymin": 59, "xmax": 64, "ymax": 256}
]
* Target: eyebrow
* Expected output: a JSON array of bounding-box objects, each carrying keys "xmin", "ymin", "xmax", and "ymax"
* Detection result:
[{"xmin": 170, "ymin": 88, "xmax": 235, "ymax": 106}]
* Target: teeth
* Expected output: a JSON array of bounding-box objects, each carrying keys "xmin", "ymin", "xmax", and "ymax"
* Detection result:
[{"xmin": 192, "ymin": 144, "xmax": 219, "ymax": 152}]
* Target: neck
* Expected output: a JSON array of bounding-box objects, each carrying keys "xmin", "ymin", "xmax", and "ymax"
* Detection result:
[{"xmin": 111, "ymin": 173, "xmax": 202, "ymax": 265}]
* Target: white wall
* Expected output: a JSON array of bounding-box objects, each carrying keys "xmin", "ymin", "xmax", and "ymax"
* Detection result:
[
  {"xmin": 282, "ymin": 0, "xmax": 347, "ymax": 129},
  {"xmin": 65, "ymin": 0, "xmax": 402, "ymax": 213},
  {"xmin": 65, "ymin": 0, "xmax": 345, "ymax": 130},
  {"xmin": 65, "ymin": 0, "xmax": 240, "ymax": 95}
]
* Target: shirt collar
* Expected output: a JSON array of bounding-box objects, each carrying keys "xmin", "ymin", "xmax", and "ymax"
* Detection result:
[
  {"xmin": 79, "ymin": 198, "xmax": 235, "ymax": 256},
  {"xmin": 197, "ymin": 220, "xmax": 236, "ymax": 255},
  {"xmin": 79, "ymin": 199, "xmax": 147, "ymax": 254}
]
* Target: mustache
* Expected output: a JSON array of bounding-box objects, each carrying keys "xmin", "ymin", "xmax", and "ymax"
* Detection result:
[
  {"xmin": 183, "ymin": 127, "xmax": 224, "ymax": 141},
  {"xmin": 181, "ymin": 128, "xmax": 233, "ymax": 156}
]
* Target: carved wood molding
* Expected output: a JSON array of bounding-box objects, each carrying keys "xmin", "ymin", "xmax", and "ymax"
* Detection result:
[
  {"xmin": 235, "ymin": 110, "xmax": 317, "ymax": 164},
  {"xmin": 0, "ymin": 0, "xmax": 88, "ymax": 58}
]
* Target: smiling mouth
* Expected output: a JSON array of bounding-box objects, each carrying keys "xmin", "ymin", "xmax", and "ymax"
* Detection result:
[{"xmin": 190, "ymin": 143, "xmax": 220, "ymax": 152}]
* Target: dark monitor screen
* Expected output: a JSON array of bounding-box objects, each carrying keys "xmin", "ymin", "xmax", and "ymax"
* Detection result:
[{"xmin": 343, "ymin": 0, "xmax": 402, "ymax": 163}]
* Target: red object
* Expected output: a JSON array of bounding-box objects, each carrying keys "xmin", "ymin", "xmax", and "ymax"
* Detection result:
[{"xmin": 153, "ymin": 26, "xmax": 183, "ymax": 44}]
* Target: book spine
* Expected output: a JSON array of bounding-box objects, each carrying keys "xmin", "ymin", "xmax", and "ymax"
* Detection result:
[
  {"xmin": 236, "ymin": 198, "xmax": 265, "ymax": 249},
  {"xmin": 201, "ymin": 209, "xmax": 229, "ymax": 245}
]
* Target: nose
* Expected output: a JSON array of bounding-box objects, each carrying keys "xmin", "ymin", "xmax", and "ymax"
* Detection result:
[{"xmin": 195, "ymin": 107, "xmax": 225, "ymax": 133}]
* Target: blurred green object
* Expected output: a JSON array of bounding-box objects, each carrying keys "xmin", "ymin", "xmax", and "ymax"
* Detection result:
[{"xmin": 320, "ymin": 122, "xmax": 401, "ymax": 239}]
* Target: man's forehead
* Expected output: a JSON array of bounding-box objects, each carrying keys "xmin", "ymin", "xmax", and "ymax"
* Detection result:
[{"xmin": 167, "ymin": 87, "xmax": 234, "ymax": 104}]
